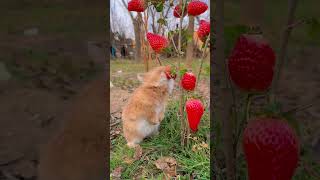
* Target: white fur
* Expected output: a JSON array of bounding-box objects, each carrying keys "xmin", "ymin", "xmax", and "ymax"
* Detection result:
[
  {"xmin": 137, "ymin": 119, "xmax": 160, "ymax": 137},
  {"xmin": 168, "ymin": 79, "xmax": 175, "ymax": 94}
]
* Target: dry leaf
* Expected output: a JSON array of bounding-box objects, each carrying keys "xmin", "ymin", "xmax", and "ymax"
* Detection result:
[
  {"xmin": 134, "ymin": 145, "xmax": 143, "ymax": 160},
  {"xmin": 155, "ymin": 156, "xmax": 177, "ymax": 178},
  {"xmin": 201, "ymin": 142, "xmax": 209, "ymax": 148},
  {"xmin": 110, "ymin": 166, "xmax": 123, "ymax": 179},
  {"xmin": 123, "ymin": 157, "xmax": 134, "ymax": 164},
  {"xmin": 192, "ymin": 145, "xmax": 197, "ymax": 152}
]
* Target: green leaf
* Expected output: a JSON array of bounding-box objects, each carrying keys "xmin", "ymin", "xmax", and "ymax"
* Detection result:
[
  {"xmin": 282, "ymin": 113, "xmax": 301, "ymax": 137},
  {"xmin": 179, "ymin": 68, "xmax": 188, "ymax": 77},
  {"xmin": 154, "ymin": 2, "xmax": 164, "ymax": 12},
  {"xmin": 157, "ymin": 18, "xmax": 167, "ymax": 26},
  {"xmin": 224, "ymin": 24, "xmax": 251, "ymax": 54},
  {"xmin": 306, "ymin": 17, "xmax": 320, "ymax": 44},
  {"xmin": 264, "ymin": 101, "xmax": 282, "ymax": 115}
]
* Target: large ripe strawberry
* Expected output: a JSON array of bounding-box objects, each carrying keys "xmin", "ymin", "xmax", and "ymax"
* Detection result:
[
  {"xmin": 187, "ymin": 0, "xmax": 208, "ymax": 16},
  {"xmin": 173, "ymin": 4, "xmax": 187, "ymax": 18},
  {"xmin": 146, "ymin": 32, "xmax": 168, "ymax": 53},
  {"xmin": 186, "ymin": 99, "xmax": 204, "ymax": 132},
  {"xmin": 128, "ymin": 0, "xmax": 146, "ymax": 12},
  {"xmin": 228, "ymin": 34, "xmax": 276, "ymax": 92},
  {"xmin": 243, "ymin": 117, "xmax": 299, "ymax": 180},
  {"xmin": 181, "ymin": 72, "xmax": 196, "ymax": 91},
  {"xmin": 197, "ymin": 20, "xmax": 210, "ymax": 42}
]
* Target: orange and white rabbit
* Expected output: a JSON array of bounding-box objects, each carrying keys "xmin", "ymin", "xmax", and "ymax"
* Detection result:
[{"xmin": 122, "ymin": 66, "xmax": 176, "ymax": 148}]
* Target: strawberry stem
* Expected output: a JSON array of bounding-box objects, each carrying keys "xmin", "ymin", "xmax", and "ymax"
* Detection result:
[
  {"xmin": 196, "ymin": 36, "xmax": 210, "ymax": 89},
  {"xmin": 155, "ymin": 54, "xmax": 162, "ymax": 66},
  {"xmin": 234, "ymin": 93, "xmax": 252, "ymax": 155}
]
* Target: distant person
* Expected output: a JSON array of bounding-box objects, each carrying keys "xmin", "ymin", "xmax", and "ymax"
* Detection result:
[
  {"xmin": 121, "ymin": 45, "xmax": 126, "ymax": 58},
  {"xmin": 110, "ymin": 46, "xmax": 116, "ymax": 58}
]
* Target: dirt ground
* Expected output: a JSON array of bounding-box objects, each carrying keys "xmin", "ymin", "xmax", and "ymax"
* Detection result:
[{"xmin": 0, "ymin": 35, "xmax": 106, "ymax": 179}]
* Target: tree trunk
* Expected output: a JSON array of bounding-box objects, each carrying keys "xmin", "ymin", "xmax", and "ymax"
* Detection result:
[
  {"xmin": 214, "ymin": 0, "xmax": 236, "ymax": 179},
  {"xmin": 133, "ymin": 14, "xmax": 143, "ymax": 61},
  {"xmin": 186, "ymin": 16, "xmax": 195, "ymax": 69},
  {"xmin": 120, "ymin": 0, "xmax": 142, "ymax": 62}
]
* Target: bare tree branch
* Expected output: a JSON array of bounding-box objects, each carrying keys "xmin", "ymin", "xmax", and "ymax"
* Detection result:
[
  {"xmin": 270, "ymin": 0, "xmax": 298, "ymax": 101},
  {"xmin": 121, "ymin": 0, "xmax": 135, "ymax": 21}
]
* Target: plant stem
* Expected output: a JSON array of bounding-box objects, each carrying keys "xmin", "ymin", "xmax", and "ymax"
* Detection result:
[
  {"xmin": 178, "ymin": 0, "xmax": 187, "ymax": 147},
  {"xmin": 196, "ymin": 37, "xmax": 210, "ymax": 89},
  {"xmin": 270, "ymin": 0, "xmax": 298, "ymax": 102},
  {"xmin": 156, "ymin": 54, "xmax": 162, "ymax": 66},
  {"xmin": 234, "ymin": 94, "xmax": 252, "ymax": 152}
]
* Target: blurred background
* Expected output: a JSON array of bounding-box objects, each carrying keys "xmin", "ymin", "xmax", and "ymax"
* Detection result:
[{"xmin": 0, "ymin": 0, "xmax": 106, "ymax": 179}]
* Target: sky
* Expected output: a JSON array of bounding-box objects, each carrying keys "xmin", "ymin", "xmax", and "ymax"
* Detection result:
[{"xmin": 110, "ymin": 0, "xmax": 210, "ymax": 39}]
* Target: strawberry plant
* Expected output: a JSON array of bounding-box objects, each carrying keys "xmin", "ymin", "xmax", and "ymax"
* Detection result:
[
  {"xmin": 214, "ymin": 0, "xmax": 320, "ymax": 179},
  {"xmin": 127, "ymin": 0, "xmax": 210, "ymax": 148}
]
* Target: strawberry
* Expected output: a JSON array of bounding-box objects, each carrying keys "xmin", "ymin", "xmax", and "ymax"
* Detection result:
[
  {"xmin": 181, "ymin": 72, "xmax": 196, "ymax": 91},
  {"xmin": 187, "ymin": 0, "xmax": 208, "ymax": 16},
  {"xmin": 173, "ymin": 4, "xmax": 187, "ymax": 18},
  {"xmin": 146, "ymin": 32, "xmax": 168, "ymax": 53},
  {"xmin": 165, "ymin": 66, "xmax": 177, "ymax": 80},
  {"xmin": 243, "ymin": 117, "xmax": 299, "ymax": 180},
  {"xmin": 197, "ymin": 20, "xmax": 210, "ymax": 42},
  {"xmin": 186, "ymin": 99, "xmax": 204, "ymax": 132},
  {"xmin": 228, "ymin": 34, "xmax": 276, "ymax": 92},
  {"xmin": 128, "ymin": 0, "xmax": 146, "ymax": 12}
]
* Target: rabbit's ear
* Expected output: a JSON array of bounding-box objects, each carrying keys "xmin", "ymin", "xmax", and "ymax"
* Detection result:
[{"xmin": 137, "ymin": 73, "xmax": 145, "ymax": 83}]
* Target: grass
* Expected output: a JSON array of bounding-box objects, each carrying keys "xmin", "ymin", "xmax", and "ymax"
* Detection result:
[
  {"xmin": 110, "ymin": 58, "xmax": 210, "ymax": 78},
  {"xmin": 110, "ymin": 58, "xmax": 210, "ymax": 179},
  {"xmin": 110, "ymin": 101, "xmax": 210, "ymax": 179}
]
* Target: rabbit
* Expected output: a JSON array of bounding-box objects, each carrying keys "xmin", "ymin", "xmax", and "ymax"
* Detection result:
[
  {"xmin": 38, "ymin": 42, "xmax": 107, "ymax": 180},
  {"xmin": 122, "ymin": 66, "xmax": 176, "ymax": 148}
]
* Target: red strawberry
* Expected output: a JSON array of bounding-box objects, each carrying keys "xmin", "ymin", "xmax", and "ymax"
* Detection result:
[
  {"xmin": 187, "ymin": 0, "xmax": 208, "ymax": 16},
  {"xmin": 181, "ymin": 72, "xmax": 196, "ymax": 91},
  {"xmin": 173, "ymin": 4, "xmax": 187, "ymax": 18},
  {"xmin": 197, "ymin": 20, "xmax": 210, "ymax": 42},
  {"xmin": 164, "ymin": 66, "xmax": 177, "ymax": 80},
  {"xmin": 243, "ymin": 117, "xmax": 299, "ymax": 180},
  {"xmin": 228, "ymin": 34, "xmax": 276, "ymax": 92},
  {"xmin": 146, "ymin": 32, "xmax": 168, "ymax": 53},
  {"xmin": 128, "ymin": 0, "xmax": 146, "ymax": 12},
  {"xmin": 186, "ymin": 99, "xmax": 204, "ymax": 132}
]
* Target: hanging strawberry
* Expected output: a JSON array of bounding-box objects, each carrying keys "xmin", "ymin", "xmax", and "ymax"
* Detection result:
[
  {"xmin": 146, "ymin": 32, "xmax": 169, "ymax": 53},
  {"xmin": 181, "ymin": 72, "xmax": 196, "ymax": 91},
  {"xmin": 187, "ymin": 0, "xmax": 208, "ymax": 16},
  {"xmin": 243, "ymin": 117, "xmax": 299, "ymax": 180},
  {"xmin": 186, "ymin": 99, "xmax": 204, "ymax": 132},
  {"xmin": 128, "ymin": 0, "xmax": 146, "ymax": 12},
  {"xmin": 228, "ymin": 34, "xmax": 276, "ymax": 92},
  {"xmin": 197, "ymin": 20, "xmax": 210, "ymax": 42}
]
